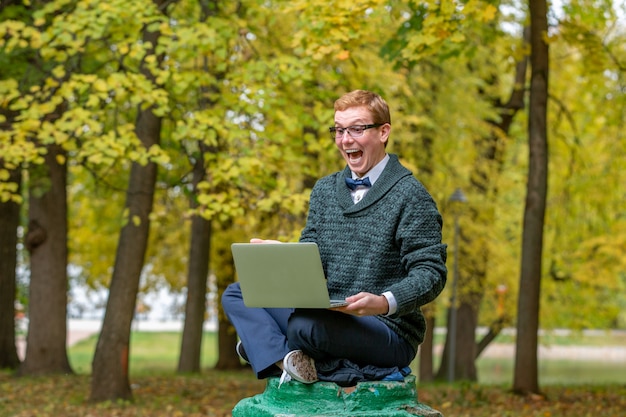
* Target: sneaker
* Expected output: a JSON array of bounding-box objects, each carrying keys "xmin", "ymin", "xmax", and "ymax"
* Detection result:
[
  {"xmin": 236, "ymin": 341, "xmax": 250, "ymax": 364},
  {"xmin": 282, "ymin": 350, "xmax": 318, "ymax": 384}
]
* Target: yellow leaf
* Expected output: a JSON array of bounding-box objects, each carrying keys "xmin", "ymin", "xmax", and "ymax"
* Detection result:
[
  {"xmin": 52, "ymin": 65, "xmax": 66, "ymax": 79},
  {"xmin": 88, "ymin": 153, "xmax": 103, "ymax": 164},
  {"xmin": 335, "ymin": 50, "xmax": 350, "ymax": 60},
  {"xmin": 482, "ymin": 5, "xmax": 498, "ymax": 22},
  {"xmin": 45, "ymin": 77, "xmax": 59, "ymax": 88},
  {"xmin": 93, "ymin": 79, "xmax": 108, "ymax": 93},
  {"xmin": 132, "ymin": 215, "xmax": 141, "ymax": 226},
  {"xmin": 86, "ymin": 94, "xmax": 100, "ymax": 107},
  {"xmin": 56, "ymin": 154, "xmax": 66, "ymax": 165},
  {"xmin": 449, "ymin": 32, "xmax": 466, "ymax": 43}
]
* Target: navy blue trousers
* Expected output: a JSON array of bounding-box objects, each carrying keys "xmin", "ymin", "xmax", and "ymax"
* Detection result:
[{"xmin": 221, "ymin": 282, "xmax": 415, "ymax": 379}]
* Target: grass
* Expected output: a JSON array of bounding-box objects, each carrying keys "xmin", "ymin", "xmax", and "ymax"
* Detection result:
[
  {"xmin": 476, "ymin": 357, "xmax": 626, "ymax": 385},
  {"xmin": 67, "ymin": 330, "xmax": 626, "ymax": 385},
  {"xmin": 70, "ymin": 332, "xmax": 219, "ymax": 375},
  {"xmin": 2, "ymin": 330, "xmax": 625, "ymax": 417},
  {"xmin": 476, "ymin": 329, "xmax": 626, "ymax": 348},
  {"xmin": 0, "ymin": 369, "xmax": 266, "ymax": 417},
  {"xmin": 431, "ymin": 328, "xmax": 626, "ymax": 347}
]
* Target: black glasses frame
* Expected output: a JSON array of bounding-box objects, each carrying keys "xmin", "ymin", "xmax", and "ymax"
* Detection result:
[{"xmin": 329, "ymin": 124, "xmax": 384, "ymax": 139}]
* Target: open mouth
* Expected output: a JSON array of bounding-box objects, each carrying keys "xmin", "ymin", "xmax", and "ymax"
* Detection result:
[{"xmin": 345, "ymin": 149, "xmax": 363, "ymax": 161}]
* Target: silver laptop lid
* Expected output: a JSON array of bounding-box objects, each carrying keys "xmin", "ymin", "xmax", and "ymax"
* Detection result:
[{"xmin": 231, "ymin": 242, "xmax": 346, "ymax": 308}]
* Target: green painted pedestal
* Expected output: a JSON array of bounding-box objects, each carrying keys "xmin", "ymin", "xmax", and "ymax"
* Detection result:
[{"xmin": 232, "ymin": 375, "xmax": 443, "ymax": 417}]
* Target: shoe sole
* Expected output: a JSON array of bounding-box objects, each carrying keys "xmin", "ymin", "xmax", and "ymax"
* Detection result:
[
  {"xmin": 283, "ymin": 350, "xmax": 318, "ymax": 384},
  {"xmin": 236, "ymin": 341, "xmax": 250, "ymax": 364}
]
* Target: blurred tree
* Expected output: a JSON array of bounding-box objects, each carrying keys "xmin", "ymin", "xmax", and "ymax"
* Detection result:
[
  {"xmin": 513, "ymin": 0, "xmax": 549, "ymax": 395},
  {"xmin": 20, "ymin": 143, "xmax": 73, "ymax": 376},
  {"xmin": 380, "ymin": 0, "xmax": 527, "ymax": 382},
  {"xmin": 0, "ymin": 164, "xmax": 21, "ymax": 370},
  {"xmin": 176, "ymin": 0, "xmax": 219, "ymax": 375},
  {"xmin": 0, "ymin": 0, "xmax": 76, "ymax": 376},
  {"xmin": 0, "ymin": 0, "xmax": 26, "ymax": 370},
  {"xmin": 436, "ymin": 25, "xmax": 530, "ymax": 383},
  {"xmin": 90, "ymin": 0, "xmax": 170, "ymax": 400},
  {"xmin": 539, "ymin": 0, "xmax": 626, "ymax": 329}
]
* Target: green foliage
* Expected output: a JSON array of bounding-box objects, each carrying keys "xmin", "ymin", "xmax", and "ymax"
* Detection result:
[{"xmin": 1, "ymin": 0, "xmax": 625, "ymax": 333}]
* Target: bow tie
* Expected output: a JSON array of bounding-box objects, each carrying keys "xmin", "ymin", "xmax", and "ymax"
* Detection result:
[{"xmin": 345, "ymin": 177, "xmax": 372, "ymax": 190}]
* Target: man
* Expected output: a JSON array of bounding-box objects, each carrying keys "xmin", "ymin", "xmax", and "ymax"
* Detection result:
[{"xmin": 222, "ymin": 90, "xmax": 447, "ymax": 386}]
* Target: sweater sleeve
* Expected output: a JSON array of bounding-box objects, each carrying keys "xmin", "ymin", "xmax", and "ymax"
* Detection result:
[
  {"xmin": 385, "ymin": 185, "xmax": 448, "ymax": 317},
  {"xmin": 299, "ymin": 180, "xmax": 322, "ymax": 244}
]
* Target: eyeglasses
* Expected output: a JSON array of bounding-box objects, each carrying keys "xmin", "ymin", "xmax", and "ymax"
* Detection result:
[{"xmin": 329, "ymin": 124, "xmax": 383, "ymax": 139}]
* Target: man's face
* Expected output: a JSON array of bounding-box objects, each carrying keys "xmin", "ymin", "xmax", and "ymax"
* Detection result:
[{"xmin": 334, "ymin": 106, "xmax": 390, "ymax": 178}]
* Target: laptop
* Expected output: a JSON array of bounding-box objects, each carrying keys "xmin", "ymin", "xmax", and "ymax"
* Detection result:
[{"xmin": 231, "ymin": 242, "xmax": 349, "ymax": 308}]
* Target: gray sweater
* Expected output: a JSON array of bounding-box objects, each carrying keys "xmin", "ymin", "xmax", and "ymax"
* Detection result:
[{"xmin": 300, "ymin": 154, "xmax": 447, "ymax": 350}]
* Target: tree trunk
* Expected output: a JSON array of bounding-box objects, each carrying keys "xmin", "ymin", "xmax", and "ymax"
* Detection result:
[
  {"xmin": 178, "ymin": 153, "xmax": 212, "ymax": 373},
  {"xmin": 90, "ymin": 114, "xmax": 160, "ymax": 401},
  {"xmin": 455, "ymin": 301, "xmax": 478, "ymax": 380},
  {"xmin": 19, "ymin": 144, "xmax": 73, "ymax": 376},
  {"xmin": 436, "ymin": 298, "xmax": 479, "ymax": 382},
  {"xmin": 90, "ymin": 8, "xmax": 164, "ymax": 399},
  {"xmin": 0, "ymin": 165, "xmax": 21, "ymax": 370},
  {"xmin": 437, "ymin": 220, "xmax": 482, "ymax": 382},
  {"xmin": 214, "ymin": 241, "xmax": 243, "ymax": 370},
  {"xmin": 513, "ymin": 0, "xmax": 549, "ymax": 395},
  {"xmin": 177, "ymin": 0, "xmax": 220, "ymax": 373},
  {"xmin": 215, "ymin": 321, "xmax": 242, "ymax": 370}
]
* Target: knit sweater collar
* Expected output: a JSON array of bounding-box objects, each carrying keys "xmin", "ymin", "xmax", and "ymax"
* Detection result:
[{"xmin": 336, "ymin": 153, "xmax": 413, "ymax": 214}]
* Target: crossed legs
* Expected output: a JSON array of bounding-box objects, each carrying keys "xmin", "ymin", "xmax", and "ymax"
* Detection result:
[{"xmin": 221, "ymin": 282, "xmax": 414, "ymax": 379}]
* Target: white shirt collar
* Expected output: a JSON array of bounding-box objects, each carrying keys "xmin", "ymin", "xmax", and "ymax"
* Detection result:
[{"xmin": 351, "ymin": 154, "xmax": 389, "ymax": 185}]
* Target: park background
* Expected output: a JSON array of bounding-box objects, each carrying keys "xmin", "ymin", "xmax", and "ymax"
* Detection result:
[{"xmin": 1, "ymin": 0, "xmax": 625, "ymax": 415}]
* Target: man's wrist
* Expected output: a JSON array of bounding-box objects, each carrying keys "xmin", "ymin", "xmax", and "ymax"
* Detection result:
[{"xmin": 382, "ymin": 291, "xmax": 397, "ymax": 316}]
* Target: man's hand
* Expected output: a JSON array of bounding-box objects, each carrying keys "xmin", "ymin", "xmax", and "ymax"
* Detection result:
[
  {"xmin": 250, "ymin": 238, "xmax": 283, "ymax": 244},
  {"xmin": 332, "ymin": 292, "xmax": 389, "ymax": 316}
]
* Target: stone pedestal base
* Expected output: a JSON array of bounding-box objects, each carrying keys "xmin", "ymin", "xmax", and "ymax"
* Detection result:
[{"xmin": 232, "ymin": 375, "xmax": 442, "ymax": 417}]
